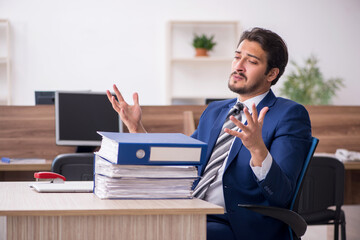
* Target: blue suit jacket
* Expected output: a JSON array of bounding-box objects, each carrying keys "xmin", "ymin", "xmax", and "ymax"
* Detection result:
[{"xmin": 192, "ymin": 90, "xmax": 312, "ymax": 240}]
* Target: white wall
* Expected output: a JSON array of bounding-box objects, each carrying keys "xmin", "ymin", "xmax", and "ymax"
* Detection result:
[{"xmin": 0, "ymin": 0, "xmax": 359, "ymax": 105}]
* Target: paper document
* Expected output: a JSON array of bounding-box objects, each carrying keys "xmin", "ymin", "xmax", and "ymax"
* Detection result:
[{"xmin": 30, "ymin": 181, "xmax": 93, "ymax": 193}]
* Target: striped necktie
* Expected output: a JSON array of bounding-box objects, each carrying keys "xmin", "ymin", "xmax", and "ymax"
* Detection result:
[{"xmin": 193, "ymin": 102, "xmax": 244, "ymax": 199}]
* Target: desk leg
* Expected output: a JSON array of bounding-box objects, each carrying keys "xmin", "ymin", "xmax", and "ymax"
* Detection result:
[{"xmin": 7, "ymin": 214, "xmax": 206, "ymax": 240}]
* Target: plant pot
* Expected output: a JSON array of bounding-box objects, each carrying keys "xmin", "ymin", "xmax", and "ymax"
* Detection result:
[{"xmin": 195, "ymin": 48, "xmax": 208, "ymax": 57}]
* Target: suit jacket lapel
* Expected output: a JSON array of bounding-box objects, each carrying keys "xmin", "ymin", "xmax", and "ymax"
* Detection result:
[{"xmin": 224, "ymin": 90, "xmax": 277, "ymax": 170}]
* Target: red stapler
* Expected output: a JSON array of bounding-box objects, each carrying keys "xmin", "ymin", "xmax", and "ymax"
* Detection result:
[{"xmin": 34, "ymin": 172, "xmax": 66, "ymax": 183}]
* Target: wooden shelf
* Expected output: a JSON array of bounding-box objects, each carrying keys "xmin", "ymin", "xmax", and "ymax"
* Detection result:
[
  {"xmin": 171, "ymin": 57, "xmax": 233, "ymax": 63},
  {"xmin": 166, "ymin": 20, "xmax": 240, "ymax": 105}
]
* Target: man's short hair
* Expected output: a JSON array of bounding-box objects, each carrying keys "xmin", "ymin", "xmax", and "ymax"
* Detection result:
[{"xmin": 238, "ymin": 27, "xmax": 288, "ymax": 85}]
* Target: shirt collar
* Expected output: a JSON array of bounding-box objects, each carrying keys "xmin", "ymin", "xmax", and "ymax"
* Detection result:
[{"xmin": 237, "ymin": 91, "xmax": 269, "ymax": 114}]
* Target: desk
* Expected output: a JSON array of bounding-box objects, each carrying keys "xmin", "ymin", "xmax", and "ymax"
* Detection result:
[
  {"xmin": 1, "ymin": 160, "xmax": 360, "ymax": 203},
  {"xmin": 344, "ymin": 161, "xmax": 360, "ymax": 170},
  {"xmin": 0, "ymin": 182, "xmax": 223, "ymax": 240},
  {"xmin": 0, "ymin": 161, "xmax": 52, "ymax": 181}
]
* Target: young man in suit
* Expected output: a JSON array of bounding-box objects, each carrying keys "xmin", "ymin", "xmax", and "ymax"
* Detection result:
[{"xmin": 107, "ymin": 27, "xmax": 312, "ymax": 240}]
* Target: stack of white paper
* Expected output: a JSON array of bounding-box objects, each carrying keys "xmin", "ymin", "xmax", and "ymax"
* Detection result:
[
  {"xmin": 94, "ymin": 155, "xmax": 201, "ymax": 199},
  {"xmin": 95, "ymin": 156, "xmax": 198, "ymax": 178},
  {"xmin": 94, "ymin": 173, "xmax": 196, "ymax": 199}
]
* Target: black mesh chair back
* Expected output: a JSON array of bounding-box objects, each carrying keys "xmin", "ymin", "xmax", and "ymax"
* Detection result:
[
  {"xmin": 297, "ymin": 156, "xmax": 346, "ymax": 240},
  {"xmin": 51, "ymin": 153, "xmax": 94, "ymax": 181}
]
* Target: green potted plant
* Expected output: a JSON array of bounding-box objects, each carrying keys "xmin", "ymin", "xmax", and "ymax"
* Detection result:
[
  {"xmin": 280, "ymin": 55, "xmax": 344, "ymax": 105},
  {"xmin": 192, "ymin": 33, "xmax": 216, "ymax": 57}
]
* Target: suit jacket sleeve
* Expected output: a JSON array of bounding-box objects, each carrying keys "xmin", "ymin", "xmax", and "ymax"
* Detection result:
[{"xmin": 258, "ymin": 102, "xmax": 312, "ymax": 207}]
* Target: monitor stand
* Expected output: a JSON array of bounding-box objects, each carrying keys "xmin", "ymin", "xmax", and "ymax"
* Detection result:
[{"xmin": 76, "ymin": 146, "xmax": 97, "ymax": 153}]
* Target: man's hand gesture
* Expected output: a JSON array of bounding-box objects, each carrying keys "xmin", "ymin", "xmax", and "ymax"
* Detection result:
[
  {"xmin": 224, "ymin": 103, "xmax": 269, "ymax": 166},
  {"xmin": 106, "ymin": 84, "xmax": 146, "ymax": 133}
]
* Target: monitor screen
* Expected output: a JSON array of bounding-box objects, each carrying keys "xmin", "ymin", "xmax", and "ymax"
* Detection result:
[{"xmin": 55, "ymin": 91, "xmax": 122, "ymax": 148}]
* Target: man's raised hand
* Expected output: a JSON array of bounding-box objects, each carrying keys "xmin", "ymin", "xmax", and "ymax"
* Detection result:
[{"xmin": 106, "ymin": 84, "xmax": 146, "ymax": 133}]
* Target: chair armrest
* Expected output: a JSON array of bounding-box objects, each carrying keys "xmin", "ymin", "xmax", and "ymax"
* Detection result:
[{"xmin": 238, "ymin": 204, "xmax": 307, "ymax": 239}]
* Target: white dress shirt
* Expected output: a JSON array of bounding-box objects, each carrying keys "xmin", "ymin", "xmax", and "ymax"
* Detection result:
[{"xmin": 204, "ymin": 91, "xmax": 273, "ymax": 209}]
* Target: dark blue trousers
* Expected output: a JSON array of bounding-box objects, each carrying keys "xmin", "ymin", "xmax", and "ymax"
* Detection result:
[{"xmin": 207, "ymin": 214, "xmax": 236, "ymax": 240}]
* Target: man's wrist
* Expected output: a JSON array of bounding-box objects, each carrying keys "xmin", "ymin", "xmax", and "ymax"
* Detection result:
[
  {"xmin": 250, "ymin": 152, "xmax": 273, "ymax": 181},
  {"xmin": 250, "ymin": 145, "xmax": 268, "ymax": 167},
  {"xmin": 132, "ymin": 123, "xmax": 147, "ymax": 133}
]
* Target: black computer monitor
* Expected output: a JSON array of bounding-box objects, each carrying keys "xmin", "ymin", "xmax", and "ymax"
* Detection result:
[
  {"xmin": 55, "ymin": 91, "xmax": 122, "ymax": 152},
  {"xmin": 205, "ymin": 98, "xmax": 229, "ymax": 104},
  {"xmin": 35, "ymin": 91, "xmax": 55, "ymax": 105}
]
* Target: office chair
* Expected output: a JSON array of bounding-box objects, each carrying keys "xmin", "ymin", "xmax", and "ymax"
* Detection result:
[
  {"xmin": 51, "ymin": 153, "xmax": 94, "ymax": 181},
  {"xmin": 297, "ymin": 155, "xmax": 346, "ymax": 240},
  {"xmin": 238, "ymin": 137, "xmax": 319, "ymax": 240}
]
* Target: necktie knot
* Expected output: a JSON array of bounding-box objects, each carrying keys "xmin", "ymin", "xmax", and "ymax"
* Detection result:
[{"xmin": 229, "ymin": 102, "xmax": 244, "ymax": 117}]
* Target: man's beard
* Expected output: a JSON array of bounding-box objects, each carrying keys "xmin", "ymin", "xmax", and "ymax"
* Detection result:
[{"xmin": 228, "ymin": 71, "xmax": 264, "ymax": 95}]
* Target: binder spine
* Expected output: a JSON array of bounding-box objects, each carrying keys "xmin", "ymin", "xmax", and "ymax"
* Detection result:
[{"xmin": 116, "ymin": 143, "xmax": 205, "ymax": 165}]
